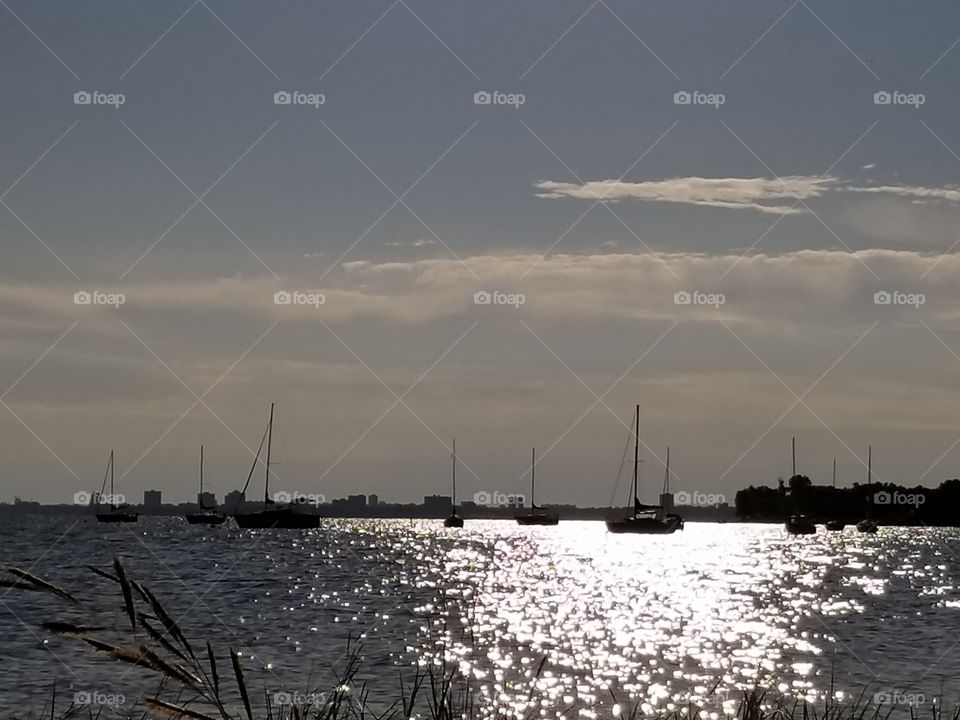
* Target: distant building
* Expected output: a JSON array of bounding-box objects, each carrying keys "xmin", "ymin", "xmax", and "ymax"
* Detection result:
[
  {"xmin": 143, "ymin": 490, "xmax": 162, "ymax": 511},
  {"xmin": 423, "ymin": 495, "xmax": 452, "ymax": 516},
  {"xmin": 198, "ymin": 491, "xmax": 217, "ymax": 508},
  {"xmin": 223, "ymin": 490, "xmax": 245, "ymax": 514},
  {"xmin": 331, "ymin": 495, "xmax": 368, "ymax": 513},
  {"xmin": 368, "ymin": 494, "xmax": 379, "ymax": 506}
]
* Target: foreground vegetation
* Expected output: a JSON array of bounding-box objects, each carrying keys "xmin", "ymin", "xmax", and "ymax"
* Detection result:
[{"xmin": 1, "ymin": 561, "xmax": 954, "ymax": 720}]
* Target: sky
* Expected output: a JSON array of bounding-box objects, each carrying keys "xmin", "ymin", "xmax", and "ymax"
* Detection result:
[{"xmin": 2, "ymin": 0, "xmax": 960, "ymax": 506}]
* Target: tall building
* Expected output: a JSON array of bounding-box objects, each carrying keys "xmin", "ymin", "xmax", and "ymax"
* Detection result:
[
  {"xmin": 423, "ymin": 495, "xmax": 452, "ymax": 516},
  {"xmin": 223, "ymin": 490, "xmax": 245, "ymax": 514},
  {"xmin": 143, "ymin": 490, "xmax": 162, "ymax": 511},
  {"xmin": 368, "ymin": 494, "xmax": 379, "ymax": 506},
  {"xmin": 198, "ymin": 491, "xmax": 217, "ymax": 508}
]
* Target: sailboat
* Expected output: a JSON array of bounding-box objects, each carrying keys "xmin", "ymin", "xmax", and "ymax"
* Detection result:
[
  {"xmin": 233, "ymin": 403, "xmax": 320, "ymax": 529},
  {"xmin": 856, "ymin": 445, "xmax": 878, "ymax": 534},
  {"xmin": 185, "ymin": 446, "xmax": 225, "ymax": 525},
  {"xmin": 605, "ymin": 405, "xmax": 683, "ymax": 534},
  {"xmin": 515, "ymin": 447, "xmax": 559, "ymax": 525},
  {"xmin": 95, "ymin": 450, "xmax": 138, "ymax": 523},
  {"xmin": 785, "ymin": 437, "xmax": 816, "ymax": 535},
  {"xmin": 825, "ymin": 457, "xmax": 846, "ymax": 531},
  {"xmin": 443, "ymin": 438, "xmax": 464, "ymax": 528}
]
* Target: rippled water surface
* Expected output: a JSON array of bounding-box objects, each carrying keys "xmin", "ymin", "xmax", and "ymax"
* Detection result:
[{"xmin": 2, "ymin": 517, "xmax": 959, "ymax": 717}]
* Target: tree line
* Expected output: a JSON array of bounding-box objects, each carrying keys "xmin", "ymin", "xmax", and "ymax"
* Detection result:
[{"xmin": 735, "ymin": 474, "xmax": 960, "ymax": 525}]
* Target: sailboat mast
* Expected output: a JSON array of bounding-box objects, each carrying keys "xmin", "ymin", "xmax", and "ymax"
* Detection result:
[
  {"xmin": 264, "ymin": 403, "xmax": 274, "ymax": 504},
  {"xmin": 200, "ymin": 445, "xmax": 204, "ymax": 495},
  {"xmin": 451, "ymin": 438, "xmax": 457, "ymax": 509},
  {"xmin": 792, "ymin": 437, "xmax": 796, "ymax": 477},
  {"xmin": 531, "ymin": 447, "xmax": 536, "ymax": 509},
  {"xmin": 633, "ymin": 404, "xmax": 640, "ymax": 517},
  {"xmin": 110, "ymin": 449, "xmax": 115, "ymax": 510},
  {"xmin": 832, "ymin": 456, "xmax": 836, "ymax": 488},
  {"xmin": 663, "ymin": 446, "xmax": 670, "ymax": 495}
]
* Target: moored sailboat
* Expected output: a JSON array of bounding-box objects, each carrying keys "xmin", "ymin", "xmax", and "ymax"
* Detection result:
[
  {"xmin": 785, "ymin": 437, "xmax": 816, "ymax": 535},
  {"xmin": 856, "ymin": 446, "xmax": 878, "ymax": 534},
  {"xmin": 233, "ymin": 404, "xmax": 320, "ymax": 529},
  {"xmin": 443, "ymin": 438, "xmax": 464, "ymax": 528},
  {"xmin": 825, "ymin": 457, "xmax": 846, "ymax": 531},
  {"xmin": 515, "ymin": 447, "xmax": 559, "ymax": 526},
  {"xmin": 605, "ymin": 405, "xmax": 683, "ymax": 534},
  {"xmin": 185, "ymin": 445, "xmax": 225, "ymax": 525},
  {"xmin": 95, "ymin": 450, "xmax": 138, "ymax": 523}
]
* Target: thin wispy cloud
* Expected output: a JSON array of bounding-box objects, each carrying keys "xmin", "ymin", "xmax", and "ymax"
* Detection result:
[
  {"xmin": 534, "ymin": 176, "xmax": 835, "ymax": 214},
  {"xmin": 535, "ymin": 176, "xmax": 960, "ymax": 215}
]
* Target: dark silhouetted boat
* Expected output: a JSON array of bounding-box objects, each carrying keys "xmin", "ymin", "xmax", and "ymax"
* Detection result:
[
  {"xmin": 95, "ymin": 450, "xmax": 138, "ymax": 523},
  {"xmin": 856, "ymin": 445, "xmax": 878, "ymax": 534},
  {"xmin": 515, "ymin": 447, "xmax": 559, "ymax": 526},
  {"xmin": 233, "ymin": 404, "xmax": 320, "ymax": 529},
  {"xmin": 785, "ymin": 437, "xmax": 816, "ymax": 535},
  {"xmin": 825, "ymin": 457, "xmax": 846, "ymax": 531},
  {"xmin": 185, "ymin": 446, "xmax": 225, "ymax": 525},
  {"xmin": 786, "ymin": 514, "xmax": 817, "ymax": 534},
  {"xmin": 605, "ymin": 405, "xmax": 683, "ymax": 534},
  {"xmin": 444, "ymin": 438, "xmax": 463, "ymax": 528}
]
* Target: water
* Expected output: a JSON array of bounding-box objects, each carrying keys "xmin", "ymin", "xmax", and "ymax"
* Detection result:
[{"xmin": 1, "ymin": 517, "xmax": 958, "ymax": 717}]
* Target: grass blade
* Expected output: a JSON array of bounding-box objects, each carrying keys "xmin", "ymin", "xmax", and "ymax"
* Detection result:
[{"xmin": 230, "ymin": 649, "xmax": 254, "ymax": 720}]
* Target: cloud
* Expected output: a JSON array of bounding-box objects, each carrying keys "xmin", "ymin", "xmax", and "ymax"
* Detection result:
[
  {"xmin": 4, "ymin": 249, "xmax": 956, "ymax": 334},
  {"xmin": 385, "ymin": 238, "xmax": 437, "ymax": 248},
  {"xmin": 534, "ymin": 176, "xmax": 837, "ymax": 214},
  {"xmin": 846, "ymin": 184, "xmax": 960, "ymax": 204},
  {"xmin": 535, "ymin": 175, "xmax": 960, "ymax": 215},
  {"xmin": 3, "ymin": 249, "xmax": 960, "ymax": 502}
]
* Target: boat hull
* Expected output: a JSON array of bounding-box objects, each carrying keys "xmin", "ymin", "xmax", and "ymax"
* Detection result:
[
  {"xmin": 605, "ymin": 515, "xmax": 683, "ymax": 534},
  {"xmin": 785, "ymin": 514, "xmax": 817, "ymax": 534},
  {"xmin": 515, "ymin": 514, "xmax": 559, "ymax": 526},
  {"xmin": 856, "ymin": 519, "xmax": 878, "ymax": 534},
  {"xmin": 825, "ymin": 520, "xmax": 846, "ymax": 531},
  {"xmin": 185, "ymin": 512, "xmax": 226, "ymax": 525},
  {"xmin": 234, "ymin": 509, "xmax": 320, "ymax": 529},
  {"xmin": 96, "ymin": 512, "xmax": 139, "ymax": 523},
  {"xmin": 443, "ymin": 514, "xmax": 464, "ymax": 528}
]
